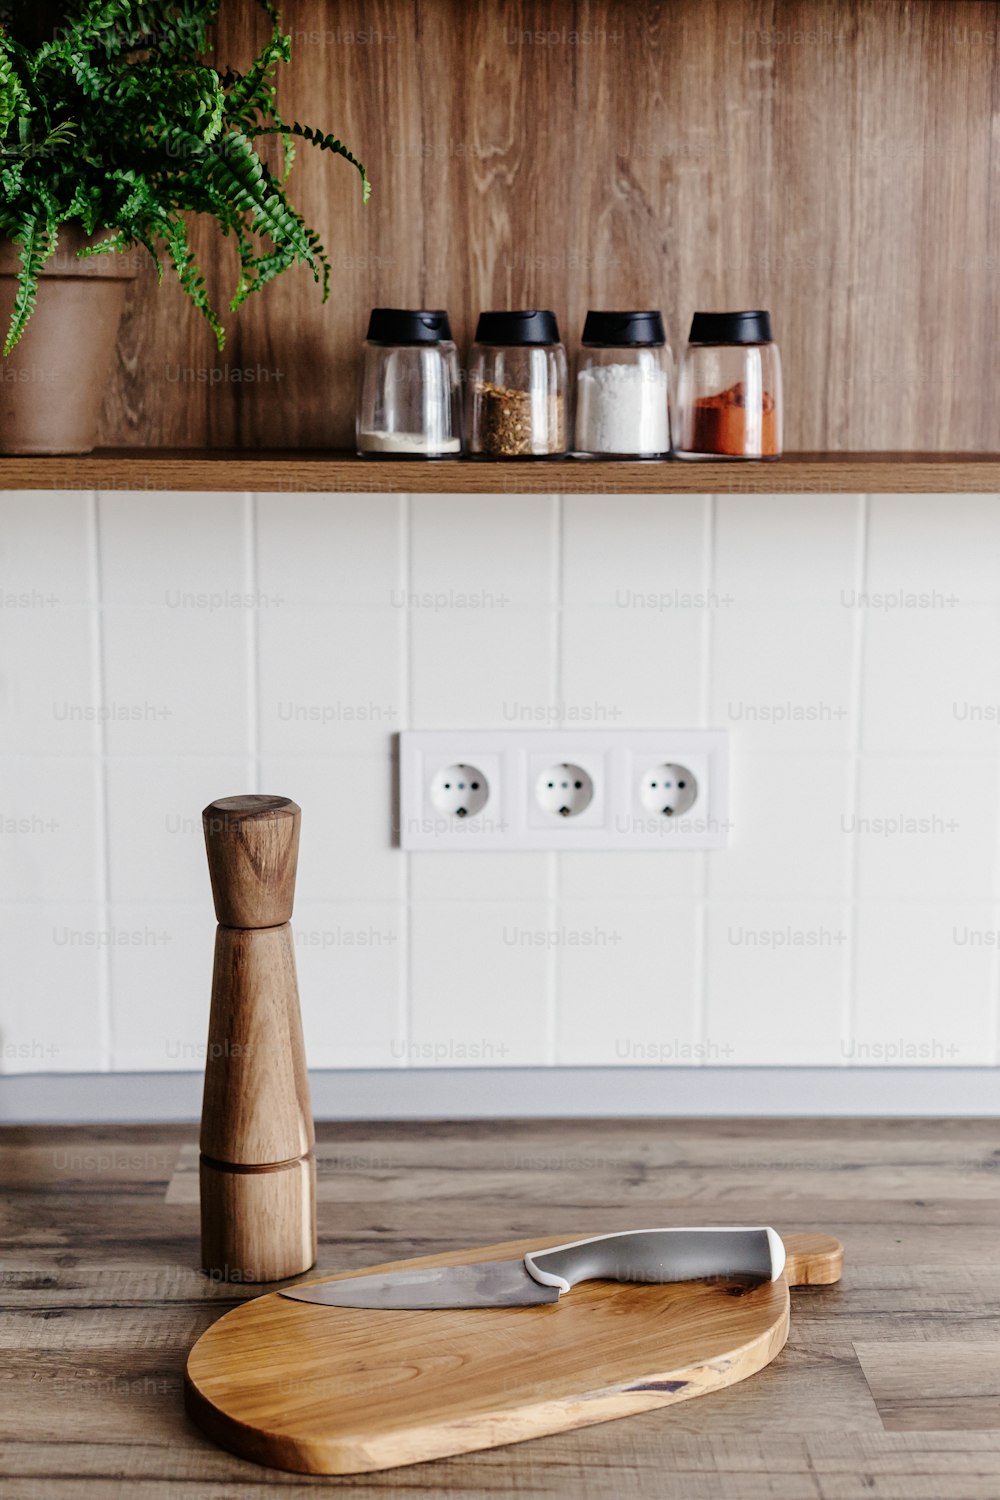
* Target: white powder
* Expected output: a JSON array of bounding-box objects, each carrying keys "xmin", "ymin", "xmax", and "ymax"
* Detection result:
[
  {"xmin": 358, "ymin": 429, "xmax": 461, "ymax": 454},
  {"xmin": 575, "ymin": 362, "xmax": 670, "ymax": 455}
]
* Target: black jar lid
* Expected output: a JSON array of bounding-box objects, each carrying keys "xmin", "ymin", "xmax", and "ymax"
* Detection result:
[
  {"xmin": 688, "ymin": 310, "xmax": 773, "ymax": 345},
  {"xmin": 474, "ymin": 309, "xmax": 561, "ymax": 346},
  {"xmin": 581, "ymin": 310, "xmax": 666, "ymax": 346},
  {"xmin": 366, "ymin": 308, "xmax": 453, "ymax": 345}
]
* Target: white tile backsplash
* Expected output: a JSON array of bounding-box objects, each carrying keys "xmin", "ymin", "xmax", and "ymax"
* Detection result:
[
  {"xmin": 861, "ymin": 606, "xmax": 1000, "ymax": 754},
  {"xmin": 102, "ymin": 606, "xmax": 250, "ymax": 755},
  {"xmin": 854, "ymin": 756, "xmax": 999, "ymax": 902},
  {"xmin": 0, "ymin": 490, "xmax": 96, "ymax": 606},
  {"xmin": 0, "ymin": 607, "xmax": 99, "ymax": 755},
  {"xmin": 711, "ymin": 605, "xmax": 858, "ymax": 752},
  {"xmin": 98, "ymin": 491, "xmax": 249, "ymax": 605},
  {"xmin": 867, "ymin": 494, "xmax": 1000, "ymax": 605},
  {"xmin": 852, "ymin": 903, "xmax": 998, "ymax": 1066},
  {"xmin": 561, "ymin": 492, "xmax": 708, "ymax": 727},
  {"xmin": 554, "ymin": 901, "xmax": 701, "ymax": 1066},
  {"xmin": 410, "ymin": 606, "xmax": 557, "ymax": 729},
  {"xmin": 561, "ymin": 604, "xmax": 707, "ymax": 728},
  {"xmin": 707, "ymin": 752, "xmax": 852, "ymax": 902},
  {"xmin": 408, "ymin": 494, "xmax": 558, "ymax": 727},
  {"xmin": 0, "ymin": 757, "xmax": 101, "ymax": 903},
  {"xmin": 410, "ymin": 850, "xmax": 551, "ymax": 903},
  {"xmin": 293, "ymin": 901, "xmax": 404, "ymax": 1068},
  {"xmin": 3, "ymin": 488, "xmax": 1000, "ymax": 1077},
  {"xmin": 714, "ymin": 493, "xmax": 863, "ymax": 606},
  {"xmin": 108, "ymin": 903, "xmax": 215, "ymax": 1071},
  {"xmin": 257, "ymin": 604, "xmax": 403, "ymax": 755},
  {"xmin": 409, "ymin": 901, "xmax": 553, "ymax": 1067},
  {"xmin": 703, "ymin": 902, "xmax": 849, "ymax": 1066},
  {"xmin": 562, "ymin": 494, "xmax": 708, "ymax": 606},
  {"xmin": 256, "ymin": 492, "xmax": 404, "ymax": 607},
  {"xmin": 410, "ymin": 493, "xmax": 558, "ymax": 606},
  {"xmin": 558, "ymin": 848, "xmax": 703, "ymax": 901},
  {"xmin": 1, "ymin": 905, "xmax": 106, "ymax": 1072}
]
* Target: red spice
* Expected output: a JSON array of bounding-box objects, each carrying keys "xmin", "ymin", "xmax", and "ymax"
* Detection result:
[{"xmin": 690, "ymin": 380, "xmax": 778, "ymax": 456}]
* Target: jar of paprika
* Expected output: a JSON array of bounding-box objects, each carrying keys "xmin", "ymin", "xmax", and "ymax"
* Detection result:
[{"xmin": 675, "ymin": 310, "xmax": 782, "ymax": 459}]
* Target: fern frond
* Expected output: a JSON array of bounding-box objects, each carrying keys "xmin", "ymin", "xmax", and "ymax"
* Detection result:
[
  {"xmin": 165, "ymin": 216, "xmax": 224, "ymax": 349},
  {"xmin": 230, "ymin": 245, "xmax": 294, "ymax": 311},
  {"xmin": 4, "ymin": 213, "xmax": 53, "ymax": 353},
  {"xmin": 251, "ymin": 120, "xmax": 370, "ymax": 203},
  {"xmin": 224, "ymin": 26, "xmax": 289, "ymax": 123},
  {"xmin": 169, "ymin": 126, "xmax": 320, "ymax": 270},
  {"xmin": 77, "ymin": 229, "xmax": 127, "ymax": 256}
]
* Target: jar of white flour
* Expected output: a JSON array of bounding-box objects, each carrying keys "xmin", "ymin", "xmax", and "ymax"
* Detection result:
[{"xmin": 574, "ymin": 311, "xmax": 672, "ymax": 458}]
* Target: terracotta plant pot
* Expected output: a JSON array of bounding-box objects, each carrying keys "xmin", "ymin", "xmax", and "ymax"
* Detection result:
[{"xmin": 0, "ymin": 226, "xmax": 140, "ymax": 454}]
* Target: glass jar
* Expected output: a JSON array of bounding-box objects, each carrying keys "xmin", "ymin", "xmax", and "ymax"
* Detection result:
[
  {"xmin": 574, "ymin": 310, "xmax": 672, "ymax": 458},
  {"xmin": 466, "ymin": 310, "xmax": 568, "ymax": 457},
  {"xmin": 357, "ymin": 308, "xmax": 461, "ymax": 457},
  {"xmin": 675, "ymin": 310, "xmax": 782, "ymax": 459}
]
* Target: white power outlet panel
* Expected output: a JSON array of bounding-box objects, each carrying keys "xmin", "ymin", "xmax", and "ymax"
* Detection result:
[{"xmin": 398, "ymin": 730, "xmax": 730, "ymax": 851}]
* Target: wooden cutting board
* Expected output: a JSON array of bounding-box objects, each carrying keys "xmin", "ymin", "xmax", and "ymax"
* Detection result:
[{"xmin": 185, "ymin": 1230, "xmax": 843, "ymax": 1475}]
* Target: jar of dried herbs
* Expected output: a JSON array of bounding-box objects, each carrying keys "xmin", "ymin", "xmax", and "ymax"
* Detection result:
[{"xmin": 467, "ymin": 310, "xmax": 568, "ymax": 458}]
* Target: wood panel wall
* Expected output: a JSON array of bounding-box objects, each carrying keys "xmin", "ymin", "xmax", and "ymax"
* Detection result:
[{"xmin": 97, "ymin": 0, "xmax": 1000, "ymax": 452}]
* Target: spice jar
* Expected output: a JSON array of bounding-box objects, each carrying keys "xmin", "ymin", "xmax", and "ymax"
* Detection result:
[
  {"xmin": 574, "ymin": 310, "xmax": 672, "ymax": 458},
  {"xmin": 467, "ymin": 310, "xmax": 567, "ymax": 458},
  {"xmin": 357, "ymin": 308, "xmax": 461, "ymax": 457},
  {"xmin": 675, "ymin": 311, "xmax": 782, "ymax": 459}
]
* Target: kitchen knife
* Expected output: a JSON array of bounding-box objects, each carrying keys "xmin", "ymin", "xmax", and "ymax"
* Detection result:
[{"xmin": 279, "ymin": 1226, "xmax": 785, "ymax": 1311}]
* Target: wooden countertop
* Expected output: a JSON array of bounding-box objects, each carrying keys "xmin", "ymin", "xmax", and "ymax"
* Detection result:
[{"xmin": 3, "ymin": 1117, "xmax": 999, "ymax": 1497}]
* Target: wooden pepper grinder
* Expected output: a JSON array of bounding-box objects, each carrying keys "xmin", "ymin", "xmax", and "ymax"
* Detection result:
[{"xmin": 199, "ymin": 795, "xmax": 316, "ymax": 1282}]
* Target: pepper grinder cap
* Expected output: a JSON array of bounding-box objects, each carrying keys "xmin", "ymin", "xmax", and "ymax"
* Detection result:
[{"xmin": 203, "ymin": 795, "xmax": 301, "ymax": 929}]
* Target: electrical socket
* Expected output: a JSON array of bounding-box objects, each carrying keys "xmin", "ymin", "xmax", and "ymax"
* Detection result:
[
  {"xmin": 639, "ymin": 762, "xmax": 698, "ymax": 818},
  {"xmin": 398, "ymin": 730, "xmax": 729, "ymax": 851},
  {"xmin": 530, "ymin": 757, "xmax": 603, "ymax": 827},
  {"xmin": 429, "ymin": 762, "xmax": 490, "ymax": 819}
]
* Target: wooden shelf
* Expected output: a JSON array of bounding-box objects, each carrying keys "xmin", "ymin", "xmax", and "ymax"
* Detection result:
[{"xmin": 3, "ymin": 451, "xmax": 1000, "ymax": 494}]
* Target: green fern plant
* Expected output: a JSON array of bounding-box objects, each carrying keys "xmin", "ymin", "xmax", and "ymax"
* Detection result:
[{"xmin": 0, "ymin": 1, "xmax": 369, "ymax": 353}]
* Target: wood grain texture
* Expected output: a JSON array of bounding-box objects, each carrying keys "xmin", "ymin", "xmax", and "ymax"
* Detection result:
[
  {"xmin": 88, "ymin": 0, "xmax": 1000, "ymax": 454},
  {"xmin": 200, "ymin": 796, "xmax": 314, "ymax": 1281},
  {"xmin": 199, "ymin": 1154, "xmax": 316, "ymax": 1284},
  {"xmin": 6, "ymin": 1118, "xmax": 1000, "ymax": 1498},
  {"xmin": 198, "ymin": 925, "xmax": 315, "ymax": 1279},
  {"xmin": 4, "ymin": 449, "xmax": 1000, "ymax": 492},
  {"xmin": 782, "ymin": 1230, "xmax": 843, "ymax": 1285},
  {"xmin": 855, "ymin": 1342, "xmax": 1000, "ymax": 1433},
  {"xmin": 202, "ymin": 795, "xmax": 300, "ymax": 928},
  {"xmin": 184, "ymin": 1230, "xmax": 839, "ymax": 1474},
  {"xmin": 199, "ymin": 925, "xmax": 313, "ymax": 1166}
]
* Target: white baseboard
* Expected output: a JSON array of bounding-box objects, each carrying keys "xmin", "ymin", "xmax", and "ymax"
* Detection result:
[{"xmin": 0, "ymin": 1067, "xmax": 997, "ymax": 1123}]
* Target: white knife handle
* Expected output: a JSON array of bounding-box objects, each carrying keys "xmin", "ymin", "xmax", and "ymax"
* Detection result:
[{"xmin": 523, "ymin": 1226, "xmax": 784, "ymax": 1295}]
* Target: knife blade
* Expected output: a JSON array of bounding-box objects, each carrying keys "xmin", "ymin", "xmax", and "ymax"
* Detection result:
[{"xmin": 279, "ymin": 1226, "xmax": 785, "ymax": 1311}]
